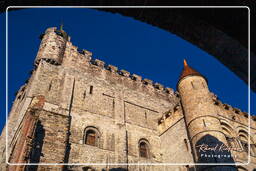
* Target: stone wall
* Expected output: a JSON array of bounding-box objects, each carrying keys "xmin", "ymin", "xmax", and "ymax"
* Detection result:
[{"xmin": 1, "ymin": 27, "xmax": 256, "ymax": 171}]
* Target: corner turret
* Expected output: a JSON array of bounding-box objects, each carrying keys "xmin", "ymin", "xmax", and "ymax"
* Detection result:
[
  {"xmin": 34, "ymin": 26, "xmax": 70, "ymax": 66},
  {"xmin": 177, "ymin": 60, "xmax": 237, "ymax": 170}
]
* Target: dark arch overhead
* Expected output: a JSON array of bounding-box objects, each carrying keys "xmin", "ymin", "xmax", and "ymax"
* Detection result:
[{"xmin": 1, "ymin": 1, "xmax": 256, "ymax": 92}]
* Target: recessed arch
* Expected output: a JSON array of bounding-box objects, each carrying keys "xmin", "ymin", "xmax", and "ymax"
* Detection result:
[
  {"xmin": 238, "ymin": 130, "xmax": 256, "ymax": 157},
  {"xmin": 220, "ymin": 120, "xmax": 235, "ymax": 130},
  {"xmin": 138, "ymin": 138, "xmax": 150, "ymax": 159},
  {"xmin": 84, "ymin": 126, "xmax": 101, "ymax": 147},
  {"xmin": 238, "ymin": 129, "xmax": 249, "ymax": 153},
  {"xmin": 82, "ymin": 166, "xmax": 96, "ymax": 171},
  {"xmin": 220, "ymin": 120, "xmax": 240, "ymax": 149},
  {"xmin": 238, "ymin": 129, "xmax": 249, "ymax": 141},
  {"xmin": 220, "ymin": 121, "xmax": 234, "ymax": 135}
]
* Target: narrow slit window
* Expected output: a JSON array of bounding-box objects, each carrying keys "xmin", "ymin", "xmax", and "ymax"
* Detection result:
[
  {"xmin": 191, "ymin": 81, "xmax": 195, "ymax": 89},
  {"xmin": 89, "ymin": 86, "xmax": 93, "ymax": 94},
  {"xmin": 48, "ymin": 81, "xmax": 52, "ymax": 91},
  {"xmin": 112, "ymin": 100, "xmax": 115, "ymax": 109},
  {"xmin": 203, "ymin": 119, "xmax": 206, "ymax": 127},
  {"xmin": 184, "ymin": 139, "xmax": 189, "ymax": 151},
  {"xmin": 83, "ymin": 90, "xmax": 86, "ymax": 99}
]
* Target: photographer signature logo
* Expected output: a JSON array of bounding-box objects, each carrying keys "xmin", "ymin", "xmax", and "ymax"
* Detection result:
[
  {"xmin": 196, "ymin": 143, "xmax": 242, "ymax": 159},
  {"xmin": 196, "ymin": 143, "xmax": 242, "ymax": 153}
]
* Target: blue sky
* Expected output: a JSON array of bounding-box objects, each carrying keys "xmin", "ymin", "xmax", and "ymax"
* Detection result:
[{"xmin": 0, "ymin": 8, "xmax": 255, "ymax": 132}]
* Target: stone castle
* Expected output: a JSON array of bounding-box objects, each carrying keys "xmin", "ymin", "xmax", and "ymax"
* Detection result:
[{"xmin": 0, "ymin": 26, "xmax": 255, "ymax": 171}]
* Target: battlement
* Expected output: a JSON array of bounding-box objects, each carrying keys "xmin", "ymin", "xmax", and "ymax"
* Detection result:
[
  {"xmin": 35, "ymin": 27, "xmax": 178, "ymax": 99},
  {"xmin": 210, "ymin": 93, "xmax": 255, "ymax": 122},
  {"xmin": 158, "ymin": 103, "xmax": 181, "ymax": 125},
  {"xmin": 89, "ymin": 57, "xmax": 174, "ymax": 93},
  {"xmin": 36, "ymin": 27, "xmax": 254, "ymax": 120},
  {"xmin": 86, "ymin": 55, "xmax": 176, "ymax": 97},
  {"xmin": 157, "ymin": 103, "xmax": 184, "ymax": 135}
]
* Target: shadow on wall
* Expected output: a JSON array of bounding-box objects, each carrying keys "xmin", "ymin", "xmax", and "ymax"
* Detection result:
[
  {"xmin": 25, "ymin": 121, "xmax": 45, "ymax": 171},
  {"xmin": 195, "ymin": 134, "xmax": 237, "ymax": 171}
]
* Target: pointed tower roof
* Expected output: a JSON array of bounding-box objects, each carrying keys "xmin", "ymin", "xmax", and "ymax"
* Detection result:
[
  {"xmin": 179, "ymin": 59, "xmax": 202, "ymax": 80},
  {"xmin": 177, "ymin": 59, "xmax": 207, "ymax": 85}
]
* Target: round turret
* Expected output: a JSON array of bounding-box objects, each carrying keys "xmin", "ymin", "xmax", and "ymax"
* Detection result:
[{"xmin": 177, "ymin": 60, "xmax": 236, "ymax": 170}]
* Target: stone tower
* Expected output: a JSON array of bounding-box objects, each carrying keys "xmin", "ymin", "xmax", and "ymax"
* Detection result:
[
  {"xmin": 177, "ymin": 60, "xmax": 237, "ymax": 170},
  {"xmin": 35, "ymin": 25, "xmax": 69, "ymax": 65},
  {"xmin": 0, "ymin": 27, "xmax": 255, "ymax": 171}
]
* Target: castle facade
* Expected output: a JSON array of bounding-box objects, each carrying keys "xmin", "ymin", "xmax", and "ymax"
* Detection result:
[{"xmin": 0, "ymin": 27, "xmax": 255, "ymax": 171}]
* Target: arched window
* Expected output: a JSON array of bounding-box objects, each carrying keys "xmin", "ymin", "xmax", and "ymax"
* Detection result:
[
  {"xmin": 251, "ymin": 143, "xmax": 256, "ymax": 157},
  {"xmin": 238, "ymin": 129, "xmax": 249, "ymax": 153},
  {"xmin": 84, "ymin": 127, "xmax": 100, "ymax": 147},
  {"xmin": 139, "ymin": 139, "xmax": 150, "ymax": 158},
  {"xmin": 82, "ymin": 166, "xmax": 96, "ymax": 171},
  {"xmin": 220, "ymin": 121, "xmax": 239, "ymax": 149},
  {"xmin": 239, "ymin": 130, "xmax": 256, "ymax": 157}
]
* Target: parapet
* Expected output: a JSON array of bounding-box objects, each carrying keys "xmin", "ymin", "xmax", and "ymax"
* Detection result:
[
  {"xmin": 158, "ymin": 103, "xmax": 181, "ymax": 125},
  {"xmin": 59, "ymin": 40, "xmax": 177, "ymax": 100},
  {"xmin": 35, "ymin": 27, "xmax": 177, "ymax": 100},
  {"xmin": 210, "ymin": 93, "xmax": 255, "ymax": 123},
  {"xmin": 157, "ymin": 102, "xmax": 184, "ymax": 135}
]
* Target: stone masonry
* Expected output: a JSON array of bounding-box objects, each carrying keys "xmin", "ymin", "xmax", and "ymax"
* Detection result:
[{"xmin": 0, "ymin": 26, "xmax": 255, "ymax": 171}]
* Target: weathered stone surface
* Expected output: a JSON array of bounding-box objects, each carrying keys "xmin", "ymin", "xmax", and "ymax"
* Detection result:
[{"xmin": 0, "ymin": 27, "xmax": 255, "ymax": 171}]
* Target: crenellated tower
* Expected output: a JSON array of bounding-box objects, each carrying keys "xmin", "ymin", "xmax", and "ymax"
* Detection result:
[{"xmin": 35, "ymin": 25, "xmax": 70, "ymax": 66}]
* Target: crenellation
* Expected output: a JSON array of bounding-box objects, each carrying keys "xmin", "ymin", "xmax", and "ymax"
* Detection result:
[
  {"xmin": 107, "ymin": 64, "xmax": 118, "ymax": 72},
  {"xmin": 94, "ymin": 59, "xmax": 105, "ymax": 68},
  {"xmin": 223, "ymin": 103, "xmax": 231, "ymax": 110},
  {"xmin": 154, "ymin": 83, "xmax": 164, "ymax": 90},
  {"xmin": 174, "ymin": 91, "xmax": 180, "ymax": 98},
  {"xmin": 132, "ymin": 74, "xmax": 142, "ymax": 81},
  {"xmin": 233, "ymin": 107, "xmax": 241, "ymax": 114},
  {"xmin": 213, "ymin": 99, "xmax": 221, "ymax": 105},
  {"xmin": 70, "ymin": 44, "xmax": 78, "ymax": 51},
  {"xmin": 77, "ymin": 48, "xmax": 85, "ymax": 55},
  {"xmin": 119, "ymin": 69, "xmax": 130, "ymax": 77},
  {"xmin": 45, "ymin": 27, "xmax": 57, "ymax": 33},
  {"xmin": 60, "ymin": 37, "xmax": 177, "ymax": 97},
  {"xmin": 252, "ymin": 116, "xmax": 256, "ymax": 121},
  {"xmin": 165, "ymin": 87, "xmax": 174, "ymax": 94},
  {"xmin": 157, "ymin": 103, "xmax": 182, "ymax": 127},
  {"xmin": 243, "ymin": 112, "xmax": 248, "ymax": 118},
  {"xmin": 213, "ymin": 96, "xmax": 253, "ymax": 121},
  {"xmin": 2, "ymin": 26, "xmax": 255, "ymax": 171},
  {"xmin": 142, "ymin": 78, "xmax": 153, "ymax": 85},
  {"xmin": 83, "ymin": 49, "xmax": 92, "ymax": 57}
]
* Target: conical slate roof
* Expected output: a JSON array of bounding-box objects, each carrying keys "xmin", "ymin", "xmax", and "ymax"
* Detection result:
[{"xmin": 179, "ymin": 59, "xmax": 202, "ymax": 81}]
